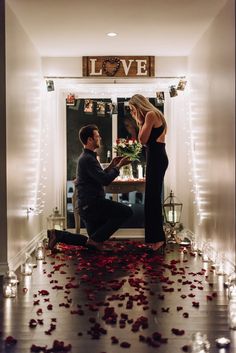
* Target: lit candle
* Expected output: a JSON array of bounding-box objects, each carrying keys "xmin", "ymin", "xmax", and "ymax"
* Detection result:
[
  {"xmin": 168, "ymin": 210, "xmax": 177, "ymax": 222},
  {"xmin": 215, "ymin": 337, "xmax": 231, "ymax": 348},
  {"xmin": 137, "ymin": 164, "xmax": 143, "ymax": 179},
  {"xmin": 35, "ymin": 242, "xmax": 45, "ymax": 260},
  {"xmin": 202, "ymin": 252, "xmax": 210, "ymax": 262},
  {"xmin": 229, "ymin": 313, "xmax": 236, "ymax": 330},
  {"xmin": 3, "ymin": 284, "xmax": 16, "ymax": 298},
  {"xmin": 21, "ymin": 263, "xmax": 33, "ymax": 275},
  {"xmin": 228, "ymin": 284, "xmax": 236, "ymax": 300},
  {"xmin": 4, "ymin": 285, "xmax": 12, "ymax": 298},
  {"xmin": 36, "ymin": 249, "xmax": 44, "ymax": 260}
]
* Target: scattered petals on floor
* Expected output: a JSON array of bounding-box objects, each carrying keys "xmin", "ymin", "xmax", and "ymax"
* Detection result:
[{"xmin": 2, "ymin": 240, "xmax": 230, "ymax": 352}]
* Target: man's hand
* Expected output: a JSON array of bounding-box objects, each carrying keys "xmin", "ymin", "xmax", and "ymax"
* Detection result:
[
  {"xmin": 110, "ymin": 156, "xmax": 123, "ymax": 168},
  {"xmin": 103, "ymin": 156, "xmax": 123, "ymax": 172},
  {"xmin": 116, "ymin": 156, "xmax": 131, "ymax": 169}
]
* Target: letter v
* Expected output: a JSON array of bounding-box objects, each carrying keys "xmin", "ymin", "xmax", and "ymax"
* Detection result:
[{"xmin": 120, "ymin": 59, "xmax": 134, "ymax": 76}]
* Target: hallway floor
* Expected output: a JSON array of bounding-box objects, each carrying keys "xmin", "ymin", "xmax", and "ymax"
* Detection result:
[{"xmin": 0, "ymin": 240, "xmax": 235, "ymax": 353}]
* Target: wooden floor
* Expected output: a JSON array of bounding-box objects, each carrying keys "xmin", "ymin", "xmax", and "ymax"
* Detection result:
[{"xmin": 0, "ymin": 240, "xmax": 235, "ymax": 353}]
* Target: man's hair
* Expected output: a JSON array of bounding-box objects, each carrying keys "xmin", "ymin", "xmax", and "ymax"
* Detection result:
[{"xmin": 79, "ymin": 124, "xmax": 99, "ymax": 145}]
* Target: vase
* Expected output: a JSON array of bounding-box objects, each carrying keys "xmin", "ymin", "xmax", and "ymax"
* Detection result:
[{"xmin": 120, "ymin": 164, "xmax": 133, "ymax": 180}]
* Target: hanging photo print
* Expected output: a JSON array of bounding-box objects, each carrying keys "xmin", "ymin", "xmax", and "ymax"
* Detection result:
[
  {"xmin": 84, "ymin": 99, "xmax": 94, "ymax": 113},
  {"xmin": 156, "ymin": 91, "xmax": 165, "ymax": 103},
  {"xmin": 177, "ymin": 79, "xmax": 187, "ymax": 91},
  {"xmin": 169, "ymin": 85, "xmax": 178, "ymax": 97},
  {"xmin": 46, "ymin": 80, "xmax": 54, "ymax": 92},
  {"xmin": 106, "ymin": 102, "xmax": 113, "ymax": 115},
  {"xmin": 66, "ymin": 93, "xmax": 75, "ymax": 106},
  {"xmin": 96, "ymin": 101, "xmax": 106, "ymax": 116},
  {"xmin": 112, "ymin": 103, "xmax": 118, "ymax": 114}
]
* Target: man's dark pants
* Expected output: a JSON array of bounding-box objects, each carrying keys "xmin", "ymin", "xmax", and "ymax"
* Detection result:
[{"xmin": 54, "ymin": 198, "xmax": 133, "ymax": 245}]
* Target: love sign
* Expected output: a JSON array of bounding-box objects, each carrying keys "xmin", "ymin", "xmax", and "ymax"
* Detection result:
[{"xmin": 83, "ymin": 56, "xmax": 155, "ymax": 77}]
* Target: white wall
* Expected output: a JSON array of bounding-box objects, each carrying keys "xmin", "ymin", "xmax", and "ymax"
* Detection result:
[
  {"xmin": 5, "ymin": 5, "xmax": 51, "ymax": 272},
  {"xmin": 187, "ymin": 0, "xmax": 235, "ymax": 269}
]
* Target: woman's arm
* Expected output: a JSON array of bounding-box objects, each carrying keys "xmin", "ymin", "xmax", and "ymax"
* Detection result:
[{"xmin": 138, "ymin": 111, "xmax": 155, "ymax": 144}]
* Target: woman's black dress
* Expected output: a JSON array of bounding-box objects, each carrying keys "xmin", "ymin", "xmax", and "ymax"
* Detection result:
[{"xmin": 145, "ymin": 126, "xmax": 169, "ymax": 243}]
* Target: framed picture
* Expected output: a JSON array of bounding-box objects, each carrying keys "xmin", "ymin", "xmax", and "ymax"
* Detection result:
[
  {"xmin": 96, "ymin": 101, "xmax": 106, "ymax": 116},
  {"xmin": 84, "ymin": 99, "xmax": 94, "ymax": 113},
  {"xmin": 177, "ymin": 79, "xmax": 187, "ymax": 91},
  {"xmin": 169, "ymin": 85, "xmax": 178, "ymax": 97},
  {"xmin": 156, "ymin": 91, "xmax": 165, "ymax": 103},
  {"xmin": 66, "ymin": 93, "xmax": 76, "ymax": 106},
  {"xmin": 46, "ymin": 80, "xmax": 54, "ymax": 92}
]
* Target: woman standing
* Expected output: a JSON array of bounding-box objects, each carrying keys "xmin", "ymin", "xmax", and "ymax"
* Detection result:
[{"xmin": 129, "ymin": 94, "xmax": 168, "ymax": 252}]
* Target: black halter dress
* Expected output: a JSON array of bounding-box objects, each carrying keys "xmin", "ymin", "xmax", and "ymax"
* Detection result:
[{"xmin": 144, "ymin": 126, "xmax": 169, "ymax": 243}]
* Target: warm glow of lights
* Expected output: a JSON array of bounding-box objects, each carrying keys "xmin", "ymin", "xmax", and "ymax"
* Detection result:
[{"xmin": 107, "ymin": 32, "xmax": 118, "ymax": 37}]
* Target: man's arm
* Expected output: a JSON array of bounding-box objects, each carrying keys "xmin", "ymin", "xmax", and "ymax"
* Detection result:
[{"xmin": 86, "ymin": 156, "xmax": 131, "ymax": 186}]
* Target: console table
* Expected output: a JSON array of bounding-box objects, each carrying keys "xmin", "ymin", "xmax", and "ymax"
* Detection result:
[{"xmin": 105, "ymin": 178, "xmax": 145, "ymax": 195}]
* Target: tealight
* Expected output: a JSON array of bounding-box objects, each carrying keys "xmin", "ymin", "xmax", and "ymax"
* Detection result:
[{"xmin": 215, "ymin": 337, "xmax": 230, "ymax": 348}]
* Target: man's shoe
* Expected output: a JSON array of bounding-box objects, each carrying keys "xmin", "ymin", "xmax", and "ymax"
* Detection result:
[
  {"xmin": 47, "ymin": 229, "xmax": 58, "ymax": 250},
  {"xmin": 85, "ymin": 239, "xmax": 103, "ymax": 251}
]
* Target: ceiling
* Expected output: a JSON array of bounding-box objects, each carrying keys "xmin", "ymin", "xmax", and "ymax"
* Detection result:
[{"xmin": 7, "ymin": 0, "xmax": 227, "ymax": 57}]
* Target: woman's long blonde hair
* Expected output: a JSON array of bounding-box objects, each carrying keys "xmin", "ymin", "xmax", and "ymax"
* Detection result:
[{"xmin": 129, "ymin": 94, "xmax": 167, "ymax": 129}]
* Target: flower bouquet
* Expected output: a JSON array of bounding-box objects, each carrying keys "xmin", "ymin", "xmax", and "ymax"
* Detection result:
[{"xmin": 114, "ymin": 138, "xmax": 142, "ymax": 161}]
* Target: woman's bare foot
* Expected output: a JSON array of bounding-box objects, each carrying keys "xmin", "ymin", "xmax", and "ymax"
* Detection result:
[
  {"xmin": 47, "ymin": 229, "xmax": 57, "ymax": 250},
  {"xmin": 148, "ymin": 241, "xmax": 165, "ymax": 251}
]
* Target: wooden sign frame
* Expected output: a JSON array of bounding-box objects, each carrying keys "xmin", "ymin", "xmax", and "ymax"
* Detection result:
[{"xmin": 83, "ymin": 56, "xmax": 155, "ymax": 78}]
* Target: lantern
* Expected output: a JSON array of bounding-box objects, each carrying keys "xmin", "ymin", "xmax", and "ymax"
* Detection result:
[
  {"xmin": 35, "ymin": 242, "xmax": 45, "ymax": 260},
  {"xmin": 3, "ymin": 270, "xmax": 18, "ymax": 298},
  {"xmin": 163, "ymin": 190, "xmax": 183, "ymax": 243},
  {"xmin": 47, "ymin": 207, "xmax": 66, "ymax": 230},
  {"xmin": 21, "ymin": 253, "xmax": 33, "ymax": 275}
]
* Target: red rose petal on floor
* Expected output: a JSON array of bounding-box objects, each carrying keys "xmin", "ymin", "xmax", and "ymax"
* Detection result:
[
  {"xmin": 31, "ymin": 344, "xmax": 47, "ymax": 352},
  {"xmin": 29, "ymin": 319, "xmax": 37, "ymax": 328},
  {"xmin": 183, "ymin": 312, "xmax": 189, "ymax": 318},
  {"xmin": 182, "ymin": 345, "xmax": 189, "ymax": 352},
  {"xmin": 120, "ymin": 342, "xmax": 131, "ymax": 348},
  {"xmin": 177, "ymin": 306, "xmax": 183, "ymax": 311},
  {"xmin": 171, "ymin": 328, "xmax": 185, "ymax": 335},
  {"xmin": 111, "ymin": 336, "xmax": 119, "ymax": 344},
  {"xmin": 5, "ymin": 336, "xmax": 17, "ymax": 345},
  {"xmin": 38, "ymin": 289, "xmax": 49, "ymax": 296},
  {"xmin": 161, "ymin": 307, "xmax": 170, "ymax": 313}
]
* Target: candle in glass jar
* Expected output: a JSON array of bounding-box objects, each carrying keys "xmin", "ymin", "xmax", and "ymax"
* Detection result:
[
  {"xmin": 137, "ymin": 164, "xmax": 143, "ymax": 179},
  {"xmin": 168, "ymin": 210, "xmax": 177, "ymax": 222},
  {"xmin": 3, "ymin": 284, "xmax": 16, "ymax": 298},
  {"xmin": 229, "ymin": 313, "xmax": 236, "ymax": 329},
  {"xmin": 4, "ymin": 285, "xmax": 12, "ymax": 297},
  {"xmin": 215, "ymin": 337, "xmax": 231, "ymax": 348},
  {"xmin": 21, "ymin": 263, "xmax": 33, "ymax": 275}
]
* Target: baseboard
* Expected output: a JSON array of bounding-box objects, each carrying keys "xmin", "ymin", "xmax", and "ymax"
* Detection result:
[
  {"xmin": 7, "ymin": 230, "xmax": 46, "ymax": 273},
  {"xmin": 0, "ymin": 262, "xmax": 9, "ymax": 275}
]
